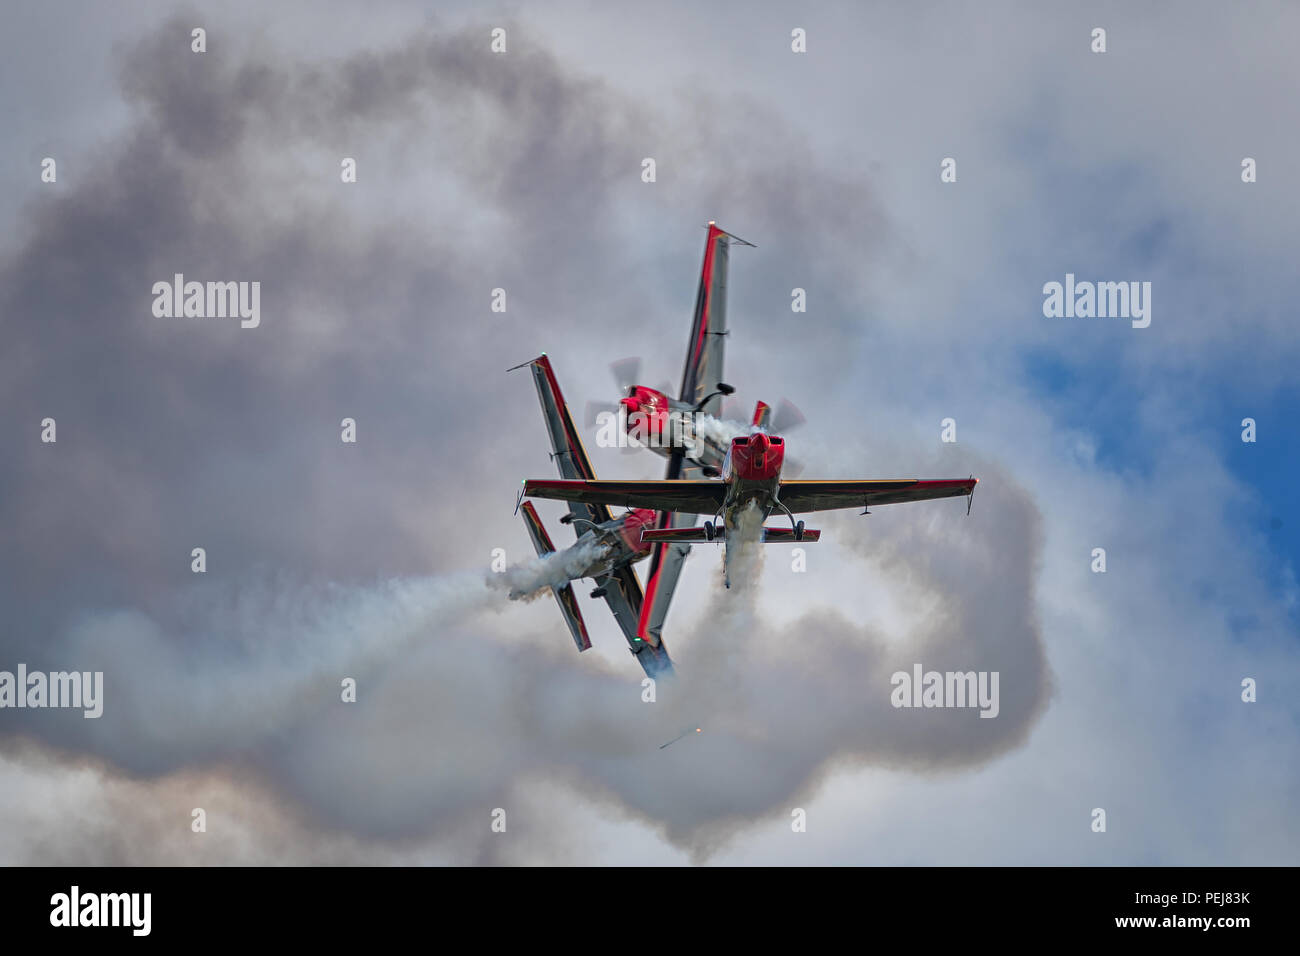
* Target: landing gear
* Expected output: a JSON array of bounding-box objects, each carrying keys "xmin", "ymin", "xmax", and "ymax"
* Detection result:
[
  {"xmin": 773, "ymin": 497, "xmax": 802, "ymax": 537},
  {"xmin": 692, "ymin": 382, "xmax": 736, "ymax": 413},
  {"xmin": 590, "ymin": 586, "xmax": 607, "ymax": 598},
  {"xmin": 704, "ymin": 521, "xmax": 716, "ymax": 541},
  {"xmin": 559, "ymin": 513, "xmax": 574, "ymax": 524}
]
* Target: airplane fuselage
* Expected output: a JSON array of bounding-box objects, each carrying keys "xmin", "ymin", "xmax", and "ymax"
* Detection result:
[
  {"xmin": 619, "ymin": 387, "xmax": 727, "ymax": 473},
  {"xmin": 559, "ymin": 508, "xmax": 657, "ymax": 582},
  {"xmin": 715, "ymin": 432, "xmax": 786, "ymax": 585}
]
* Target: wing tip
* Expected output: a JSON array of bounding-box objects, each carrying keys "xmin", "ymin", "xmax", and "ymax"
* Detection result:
[
  {"xmin": 704, "ymin": 221, "xmax": 756, "ymax": 247},
  {"xmin": 507, "ymin": 354, "xmax": 547, "ymax": 372}
]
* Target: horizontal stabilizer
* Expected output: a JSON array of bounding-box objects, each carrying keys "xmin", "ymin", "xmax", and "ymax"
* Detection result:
[
  {"xmin": 641, "ymin": 527, "xmax": 718, "ymax": 544},
  {"xmin": 520, "ymin": 502, "xmax": 591, "ymax": 651},
  {"xmin": 759, "ymin": 527, "xmax": 820, "ymax": 542},
  {"xmin": 552, "ymin": 581, "xmax": 592, "ymax": 652},
  {"xmin": 519, "ymin": 500, "xmax": 558, "ymax": 556}
]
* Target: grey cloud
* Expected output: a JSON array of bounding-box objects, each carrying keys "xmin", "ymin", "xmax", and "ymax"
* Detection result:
[{"xmin": 0, "ymin": 13, "xmax": 1047, "ymax": 864}]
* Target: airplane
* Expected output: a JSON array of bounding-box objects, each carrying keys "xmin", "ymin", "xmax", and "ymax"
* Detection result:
[
  {"xmin": 508, "ymin": 354, "xmax": 675, "ymax": 678},
  {"xmin": 607, "ymin": 221, "xmax": 775, "ymax": 650},
  {"xmin": 523, "ymin": 429, "xmax": 978, "ymax": 588},
  {"xmin": 594, "ymin": 222, "xmax": 802, "ymax": 477}
]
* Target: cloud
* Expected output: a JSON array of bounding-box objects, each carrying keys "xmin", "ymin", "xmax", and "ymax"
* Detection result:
[
  {"xmin": 2, "ymin": 3, "xmax": 1294, "ymax": 866},
  {"xmin": 0, "ymin": 14, "xmax": 956, "ymax": 863}
]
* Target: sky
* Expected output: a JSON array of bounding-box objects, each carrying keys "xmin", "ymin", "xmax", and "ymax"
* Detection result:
[{"xmin": 0, "ymin": 0, "xmax": 1296, "ymax": 865}]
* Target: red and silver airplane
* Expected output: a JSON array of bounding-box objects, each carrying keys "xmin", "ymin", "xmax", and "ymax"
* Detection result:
[
  {"xmin": 594, "ymin": 222, "xmax": 803, "ymax": 478},
  {"xmin": 506, "ymin": 223, "xmax": 756, "ymax": 672},
  {"xmin": 519, "ymin": 222, "xmax": 973, "ymax": 598},
  {"xmin": 509, "ymin": 354, "xmax": 674, "ymax": 678},
  {"xmin": 523, "ymin": 432, "xmax": 978, "ymax": 589},
  {"xmin": 605, "ymin": 221, "xmax": 770, "ymax": 648}
]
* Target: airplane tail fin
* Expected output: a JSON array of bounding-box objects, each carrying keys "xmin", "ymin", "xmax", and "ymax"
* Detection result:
[
  {"xmin": 519, "ymin": 501, "xmax": 591, "ymax": 652},
  {"xmin": 752, "ymin": 400, "xmax": 772, "ymax": 429}
]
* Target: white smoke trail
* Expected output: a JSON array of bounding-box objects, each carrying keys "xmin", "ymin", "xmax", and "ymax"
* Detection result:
[
  {"xmin": 62, "ymin": 571, "xmax": 502, "ymax": 767},
  {"xmin": 692, "ymin": 413, "xmax": 755, "ymax": 450},
  {"xmin": 726, "ymin": 499, "xmax": 767, "ymax": 584},
  {"xmin": 39, "ymin": 469, "xmax": 1051, "ymax": 862},
  {"xmin": 497, "ymin": 536, "xmax": 611, "ymax": 600},
  {"xmin": 666, "ymin": 501, "xmax": 766, "ymax": 731}
]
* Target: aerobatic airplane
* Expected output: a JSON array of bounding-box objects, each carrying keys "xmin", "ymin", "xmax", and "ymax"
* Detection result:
[
  {"xmin": 595, "ymin": 222, "xmax": 801, "ymax": 477},
  {"xmin": 523, "ymin": 433, "xmax": 978, "ymax": 589},
  {"xmin": 608, "ymin": 221, "xmax": 774, "ymax": 648},
  {"xmin": 509, "ymin": 355, "xmax": 675, "ymax": 678},
  {"xmin": 505, "ymin": 223, "xmax": 757, "ymax": 672}
]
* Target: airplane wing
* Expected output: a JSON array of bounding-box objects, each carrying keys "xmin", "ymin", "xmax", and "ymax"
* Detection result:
[
  {"xmin": 511, "ymin": 355, "xmax": 612, "ymax": 527},
  {"xmin": 603, "ymin": 559, "xmax": 675, "ymax": 675},
  {"xmin": 776, "ymin": 478, "xmax": 977, "ymax": 513},
  {"xmin": 601, "ymin": 563, "xmax": 645, "ymax": 644},
  {"xmin": 678, "ymin": 223, "xmax": 751, "ymax": 416},
  {"xmin": 524, "ymin": 478, "xmax": 727, "ymax": 516},
  {"xmin": 641, "ymin": 526, "xmax": 822, "ymax": 543},
  {"xmin": 636, "ymin": 453, "xmax": 700, "ymax": 645}
]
